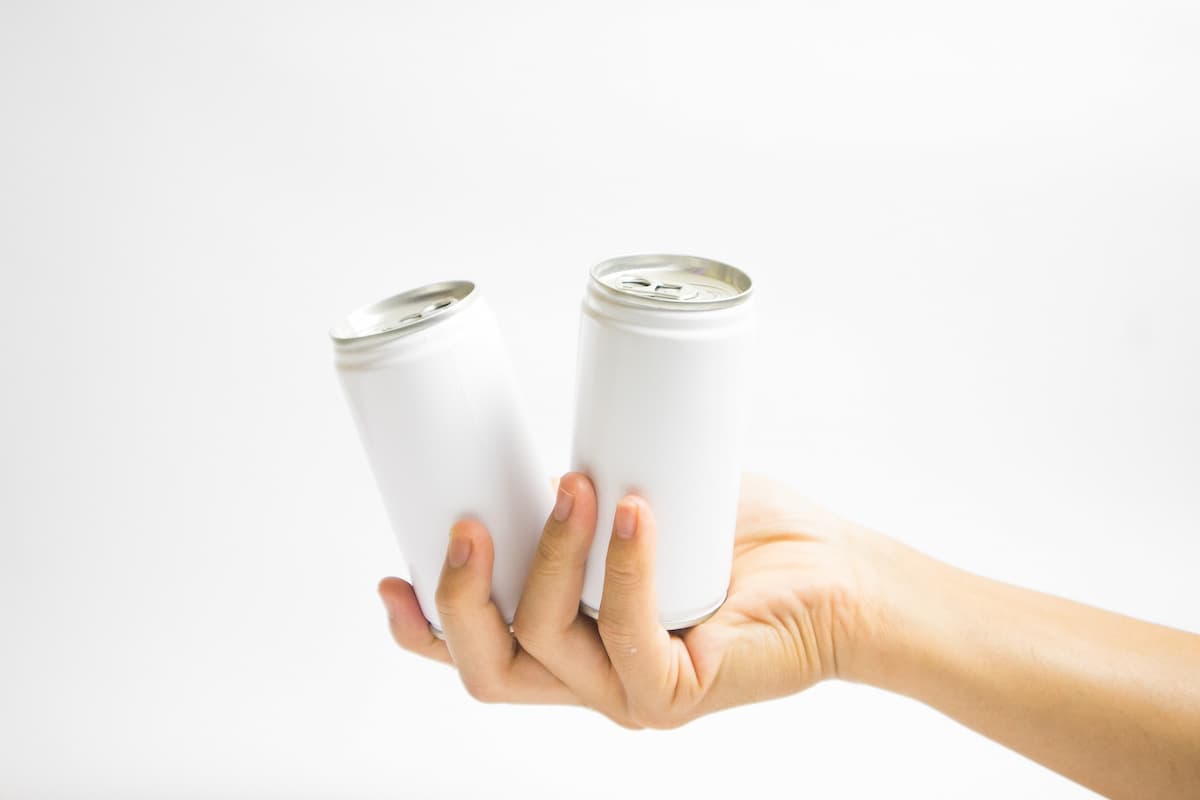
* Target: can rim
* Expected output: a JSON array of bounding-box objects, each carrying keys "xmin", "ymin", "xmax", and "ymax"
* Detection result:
[
  {"xmin": 329, "ymin": 280, "xmax": 476, "ymax": 344},
  {"xmin": 588, "ymin": 254, "xmax": 753, "ymax": 310},
  {"xmin": 579, "ymin": 594, "xmax": 727, "ymax": 631}
]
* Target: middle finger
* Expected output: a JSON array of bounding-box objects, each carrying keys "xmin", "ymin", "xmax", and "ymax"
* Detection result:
[{"xmin": 512, "ymin": 473, "xmax": 630, "ymax": 720}]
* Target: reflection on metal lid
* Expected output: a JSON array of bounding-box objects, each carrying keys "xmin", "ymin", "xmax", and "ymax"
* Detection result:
[
  {"xmin": 591, "ymin": 254, "xmax": 752, "ymax": 309},
  {"xmin": 329, "ymin": 281, "xmax": 475, "ymax": 343}
]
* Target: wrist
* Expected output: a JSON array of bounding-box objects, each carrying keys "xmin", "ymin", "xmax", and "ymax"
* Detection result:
[{"xmin": 837, "ymin": 530, "xmax": 954, "ymax": 692}]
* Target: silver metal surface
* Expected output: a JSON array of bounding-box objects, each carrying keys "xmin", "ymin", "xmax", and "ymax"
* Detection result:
[
  {"xmin": 430, "ymin": 622, "xmax": 516, "ymax": 640},
  {"xmin": 590, "ymin": 254, "xmax": 752, "ymax": 309},
  {"xmin": 329, "ymin": 280, "xmax": 475, "ymax": 344},
  {"xmin": 578, "ymin": 593, "xmax": 727, "ymax": 631}
]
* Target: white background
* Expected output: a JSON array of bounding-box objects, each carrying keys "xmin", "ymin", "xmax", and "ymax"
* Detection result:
[{"xmin": 2, "ymin": 2, "xmax": 1198, "ymax": 797}]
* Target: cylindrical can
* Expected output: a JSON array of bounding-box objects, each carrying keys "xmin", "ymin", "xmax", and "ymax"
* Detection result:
[
  {"xmin": 571, "ymin": 254, "xmax": 755, "ymax": 630},
  {"xmin": 331, "ymin": 281, "xmax": 549, "ymax": 634}
]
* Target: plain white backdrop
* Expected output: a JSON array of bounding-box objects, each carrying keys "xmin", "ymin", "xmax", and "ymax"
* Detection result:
[{"xmin": 2, "ymin": 2, "xmax": 1198, "ymax": 797}]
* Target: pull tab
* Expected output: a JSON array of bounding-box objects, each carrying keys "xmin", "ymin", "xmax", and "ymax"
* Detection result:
[
  {"xmin": 611, "ymin": 274, "xmax": 702, "ymax": 301},
  {"xmin": 379, "ymin": 312, "xmax": 424, "ymax": 333},
  {"xmin": 420, "ymin": 298, "xmax": 455, "ymax": 316}
]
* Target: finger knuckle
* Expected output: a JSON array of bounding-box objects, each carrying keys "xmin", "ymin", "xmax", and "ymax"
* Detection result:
[
  {"xmin": 629, "ymin": 704, "xmax": 685, "ymax": 731},
  {"xmin": 434, "ymin": 578, "xmax": 472, "ymax": 619},
  {"xmin": 391, "ymin": 629, "xmax": 426, "ymax": 654},
  {"xmin": 461, "ymin": 674, "xmax": 506, "ymax": 704},
  {"xmin": 604, "ymin": 559, "xmax": 642, "ymax": 590},
  {"xmin": 433, "ymin": 582, "xmax": 457, "ymax": 614},
  {"xmin": 608, "ymin": 711, "xmax": 645, "ymax": 731},
  {"xmin": 433, "ymin": 595, "xmax": 457, "ymax": 622},
  {"xmin": 656, "ymin": 711, "xmax": 688, "ymax": 730},
  {"xmin": 595, "ymin": 616, "xmax": 635, "ymax": 650},
  {"xmin": 535, "ymin": 534, "xmax": 571, "ymax": 571}
]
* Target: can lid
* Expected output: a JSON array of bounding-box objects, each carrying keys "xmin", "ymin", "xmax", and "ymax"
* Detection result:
[
  {"xmin": 329, "ymin": 280, "xmax": 475, "ymax": 344},
  {"xmin": 590, "ymin": 254, "xmax": 752, "ymax": 309}
]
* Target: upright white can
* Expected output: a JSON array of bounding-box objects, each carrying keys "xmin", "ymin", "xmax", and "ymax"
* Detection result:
[
  {"xmin": 331, "ymin": 281, "xmax": 549, "ymax": 634},
  {"xmin": 571, "ymin": 255, "xmax": 754, "ymax": 629}
]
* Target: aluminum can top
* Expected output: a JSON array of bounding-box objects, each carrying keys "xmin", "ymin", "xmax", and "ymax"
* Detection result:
[
  {"xmin": 329, "ymin": 280, "xmax": 476, "ymax": 345},
  {"xmin": 589, "ymin": 254, "xmax": 752, "ymax": 310}
]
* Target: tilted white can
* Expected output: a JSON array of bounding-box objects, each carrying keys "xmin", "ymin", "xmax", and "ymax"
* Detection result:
[
  {"xmin": 331, "ymin": 281, "xmax": 549, "ymax": 634},
  {"xmin": 571, "ymin": 255, "xmax": 755, "ymax": 629}
]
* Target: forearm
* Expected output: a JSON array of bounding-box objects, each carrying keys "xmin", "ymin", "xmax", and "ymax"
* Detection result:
[{"xmin": 849, "ymin": 540, "xmax": 1200, "ymax": 799}]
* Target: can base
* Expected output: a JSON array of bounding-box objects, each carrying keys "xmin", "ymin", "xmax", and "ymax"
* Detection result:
[
  {"xmin": 428, "ymin": 621, "xmax": 516, "ymax": 640},
  {"xmin": 578, "ymin": 593, "xmax": 727, "ymax": 631}
]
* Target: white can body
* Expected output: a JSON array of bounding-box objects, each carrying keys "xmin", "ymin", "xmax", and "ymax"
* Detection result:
[
  {"xmin": 571, "ymin": 256, "xmax": 754, "ymax": 629},
  {"xmin": 333, "ymin": 284, "xmax": 549, "ymax": 632}
]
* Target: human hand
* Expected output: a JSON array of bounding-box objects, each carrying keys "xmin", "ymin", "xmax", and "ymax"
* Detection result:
[
  {"xmin": 380, "ymin": 471, "xmax": 1200, "ymax": 795},
  {"xmin": 378, "ymin": 472, "xmax": 896, "ymax": 728}
]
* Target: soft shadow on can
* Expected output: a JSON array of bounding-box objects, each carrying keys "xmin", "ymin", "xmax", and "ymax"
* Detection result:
[
  {"xmin": 571, "ymin": 255, "xmax": 755, "ymax": 631},
  {"xmin": 332, "ymin": 281, "xmax": 550, "ymax": 632}
]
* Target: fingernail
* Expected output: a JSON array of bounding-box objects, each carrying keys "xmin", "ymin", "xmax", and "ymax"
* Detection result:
[
  {"xmin": 614, "ymin": 500, "xmax": 638, "ymax": 540},
  {"xmin": 448, "ymin": 534, "xmax": 472, "ymax": 568},
  {"xmin": 552, "ymin": 482, "xmax": 575, "ymax": 522}
]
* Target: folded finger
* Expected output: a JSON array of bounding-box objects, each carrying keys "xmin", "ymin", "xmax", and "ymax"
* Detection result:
[
  {"xmin": 435, "ymin": 519, "xmax": 576, "ymax": 705},
  {"xmin": 378, "ymin": 577, "xmax": 453, "ymax": 665}
]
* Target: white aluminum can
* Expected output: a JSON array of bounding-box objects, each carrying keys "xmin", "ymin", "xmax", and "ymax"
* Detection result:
[
  {"xmin": 331, "ymin": 281, "xmax": 549, "ymax": 634},
  {"xmin": 571, "ymin": 255, "xmax": 754, "ymax": 630}
]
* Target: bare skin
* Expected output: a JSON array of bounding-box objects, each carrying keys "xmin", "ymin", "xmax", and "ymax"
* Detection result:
[{"xmin": 378, "ymin": 473, "xmax": 1200, "ymax": 799}]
